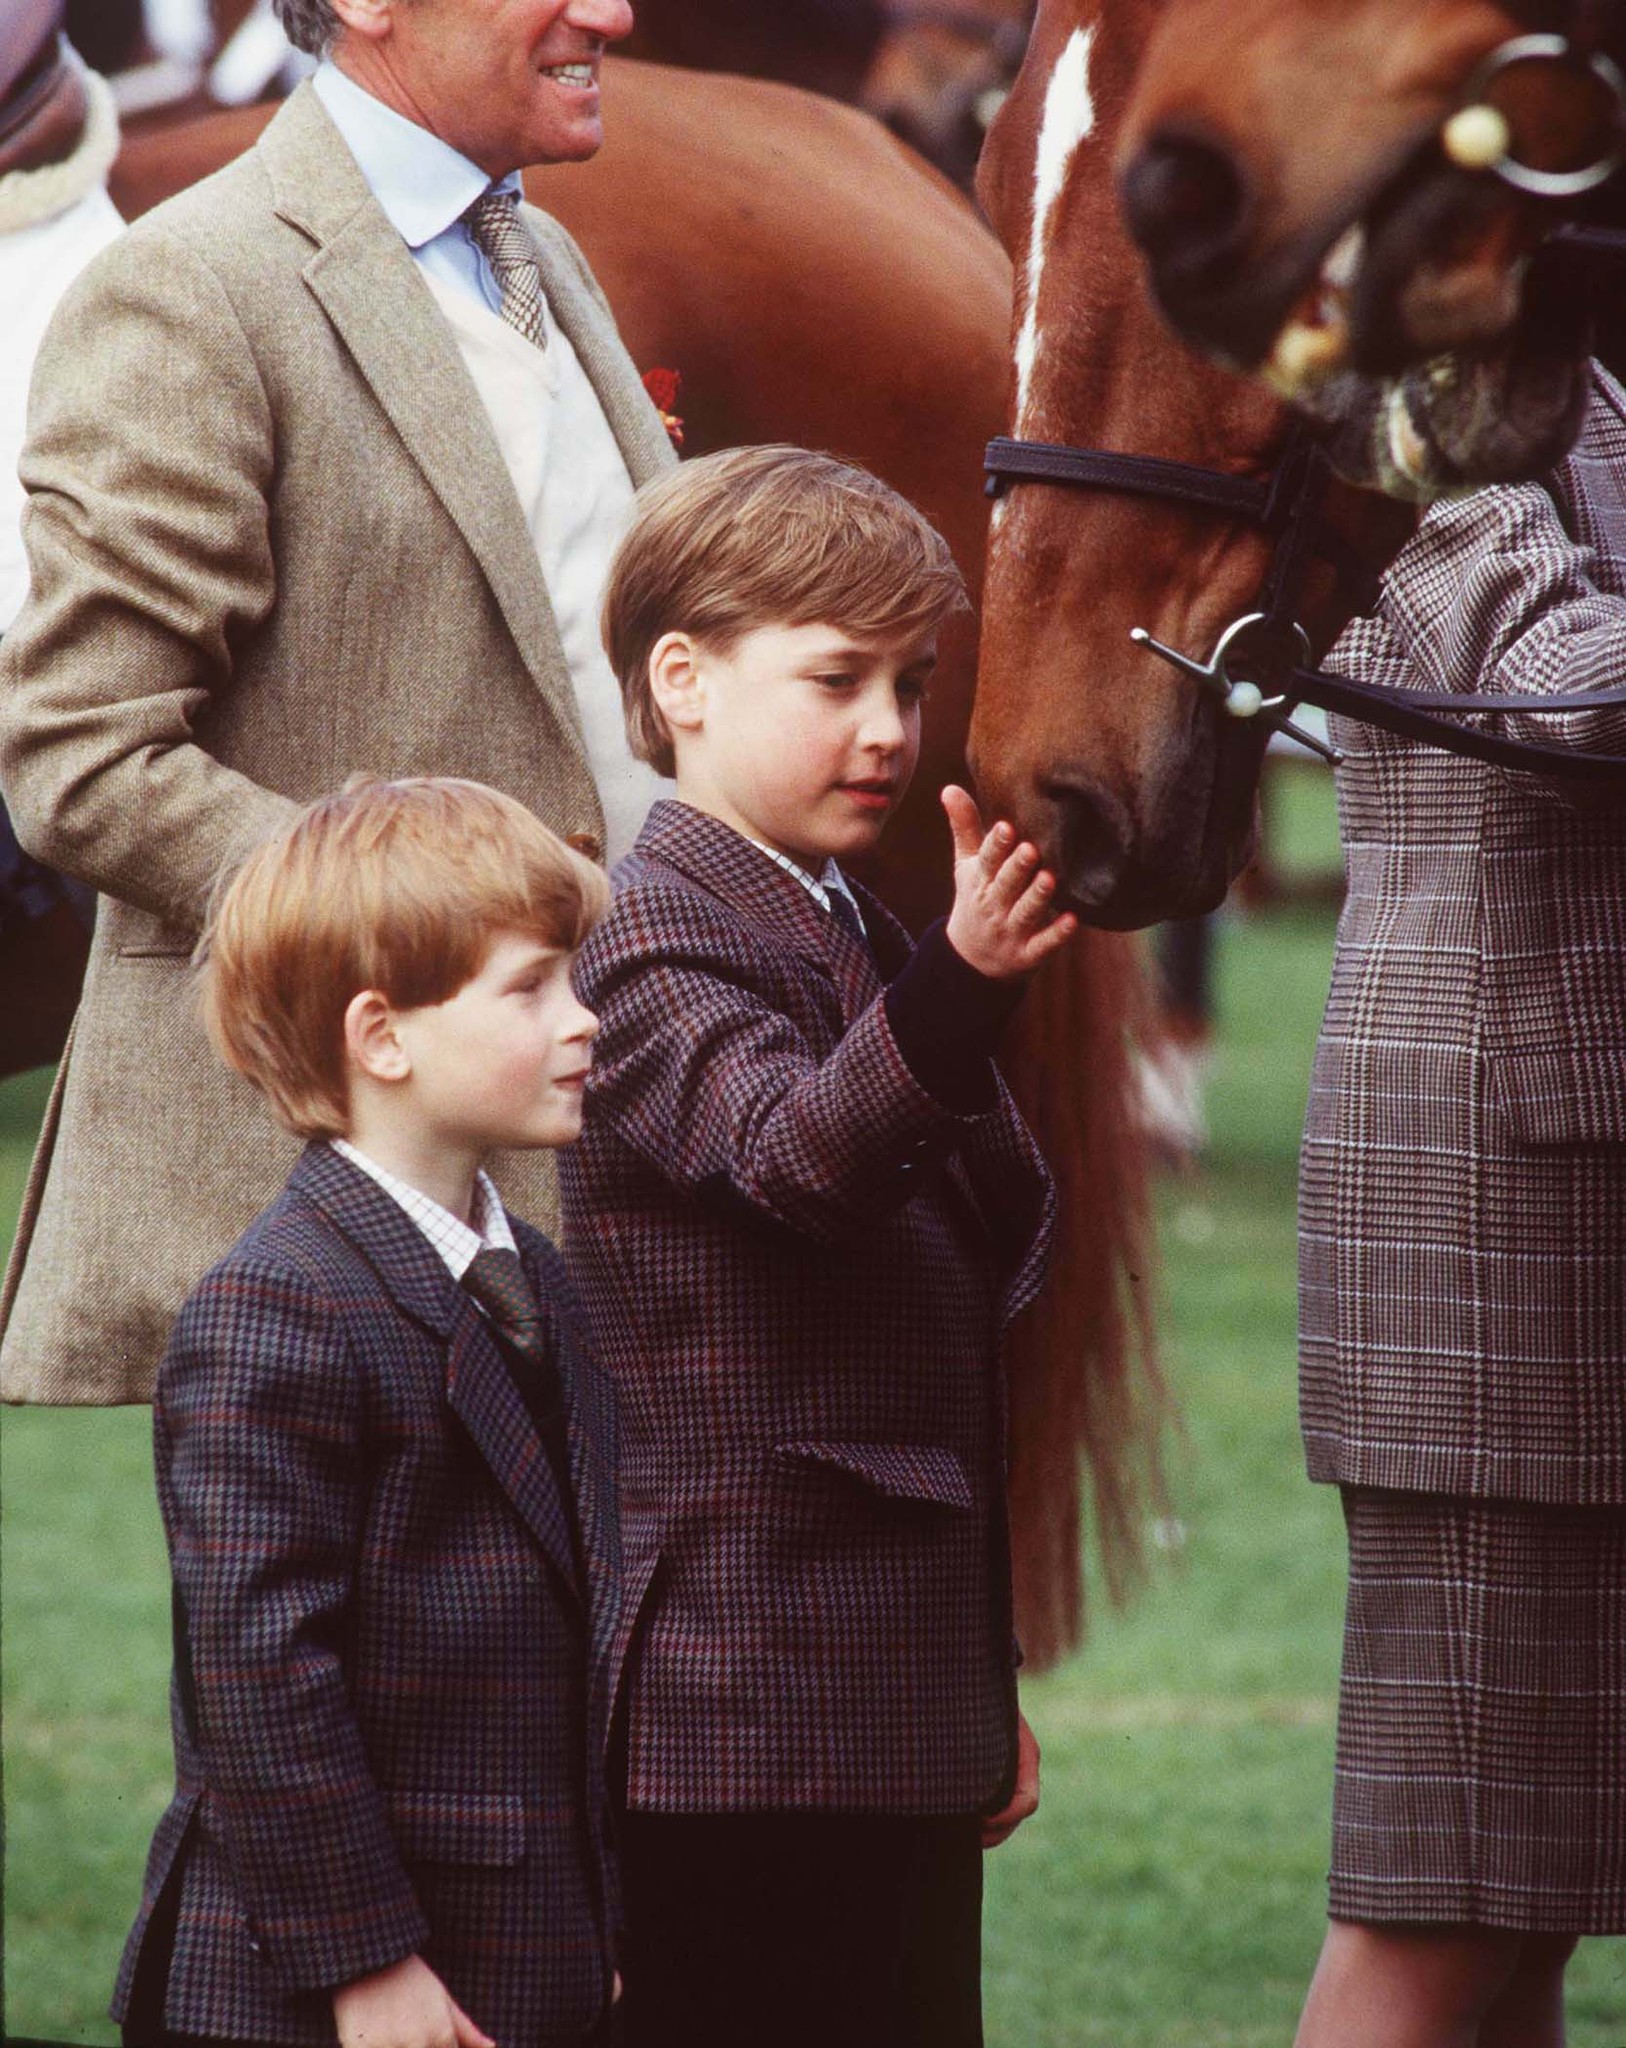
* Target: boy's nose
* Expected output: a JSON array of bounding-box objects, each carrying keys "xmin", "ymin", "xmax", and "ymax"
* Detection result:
[{"xmin": 859, "ymin": 706, "xmax": 906, "ymax": 752}]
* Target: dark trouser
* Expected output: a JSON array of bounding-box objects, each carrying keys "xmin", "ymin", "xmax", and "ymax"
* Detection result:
[{"xmin": 617, "ymin": 1811, "xmax": 984, "ymax": 2048}]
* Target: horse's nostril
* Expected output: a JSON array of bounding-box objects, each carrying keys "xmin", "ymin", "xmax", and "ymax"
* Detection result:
[
  {"xmin": 1043, "ymin": 776, "xmax": 1134, "ymax": 911},
  {"xmin": 1121, "ymin": 131, "xmax": 1248, "ymax": 274}
]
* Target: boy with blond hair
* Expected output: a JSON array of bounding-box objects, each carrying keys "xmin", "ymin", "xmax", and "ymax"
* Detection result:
[
  {"xmin": 562, "ymin": 447, "xmax": 1074, "ymax": 2047},
  {"xmin": 114, "ymin": 777, "xmax": 624, "ymax": 2048}
]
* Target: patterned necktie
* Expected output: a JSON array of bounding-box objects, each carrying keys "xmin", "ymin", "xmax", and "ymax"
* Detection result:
[
  {"xmin": 462, "ymin": 190, "xmax": 548, "ymax": 352},
  {"xmin": 826, "ymin": 886, "xmax": 867, "ymax": 945},
  {"xmin": 462, "ymin": 1247, "xmax": 553, "ymax": 1368}
]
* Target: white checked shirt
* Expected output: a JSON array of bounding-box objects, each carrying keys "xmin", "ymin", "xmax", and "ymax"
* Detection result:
[
  {"xmin": 331, "ymin": 1139, "xmax": 517, "ymax": 1282},
  {"xmin": 753, "ymin": 844, "xmax": 868, "ymax": 936}
]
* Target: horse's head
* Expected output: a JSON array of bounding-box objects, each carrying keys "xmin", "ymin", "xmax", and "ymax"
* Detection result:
[
  {"xmin": 1116, "ymin": 0, "xmax": 1606, "ymax": 496},
  {"xmin": 971, "ymin": 0, "xmax": 1410, "ymax": 927}
]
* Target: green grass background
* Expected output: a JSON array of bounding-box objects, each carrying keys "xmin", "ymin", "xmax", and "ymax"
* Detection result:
[{"xmin": 3, "ymin": 779, "xmax": 1623, "ymax": 2044}]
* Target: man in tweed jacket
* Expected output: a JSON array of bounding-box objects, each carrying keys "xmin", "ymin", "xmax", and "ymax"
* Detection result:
[
  {"xmin": 0, "ymin": 0, "xmax": 674, "ymax": 1408},
  {"xmin": 561, "ymin": 450, "xmax": 1069, "ymax": 2048},
  {"xmin": 118, "ymin": 779, "xmax": 625, "ymax": 2048},
  {"xmin": 1294, "ymin": 372, "xmax": 1626, "ymax": 2043}
]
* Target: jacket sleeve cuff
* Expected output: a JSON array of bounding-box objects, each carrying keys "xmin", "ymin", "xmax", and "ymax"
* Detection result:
[
  {"xmin": 252, "ymin": 1890, "xmax": 430, "ymax": 1997},
  {"xmin": 884, "ymin": 919, "xmax": 1024, "ymax": 1113}
]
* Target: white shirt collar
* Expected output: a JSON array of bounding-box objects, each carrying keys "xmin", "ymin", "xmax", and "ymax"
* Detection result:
[
  {"xmin": 752, "ymin": 841, "xmax": 867, "ymax": 933},
  {"xmin": 313, "ymin": 59, "xmax": 522, "ymax": 253},
  {"xmin": 331, "ymin": 1138, "xmax": 517, "ymax": 1283}
]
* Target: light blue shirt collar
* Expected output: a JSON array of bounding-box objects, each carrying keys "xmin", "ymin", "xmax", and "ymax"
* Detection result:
[{"xmin": 313, "ymin": 59, "xmax": 522, "ymax": 252}]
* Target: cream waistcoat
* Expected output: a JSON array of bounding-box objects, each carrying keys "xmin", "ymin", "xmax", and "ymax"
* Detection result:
[{"xmin": 424, "ymin": 271, "xmax": 670, "ymax": 865}]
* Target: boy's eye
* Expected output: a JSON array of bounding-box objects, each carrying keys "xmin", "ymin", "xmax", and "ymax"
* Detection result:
[
  {"xmin": 814, "ymin": 672, "xmax": 857, "ymax": 691},
  {"xmin": 898, "ymin": 679, "xmax": 930, "ymax": 705}
]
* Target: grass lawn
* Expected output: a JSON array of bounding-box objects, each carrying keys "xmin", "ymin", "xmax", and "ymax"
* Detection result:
[{"xmin": 4, "ymin": 777, "xmax": 1624, "ymax": 2043}]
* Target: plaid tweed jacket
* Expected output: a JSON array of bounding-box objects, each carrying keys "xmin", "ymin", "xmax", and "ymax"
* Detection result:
[
  {"xmin": 1301, "ymin": 369, "xmax": 1626, "ymax": 1506},
  {"xmin": 112, "ymin": 1144, "xmax": 623, "ymax": 2046},
  {"xmin": 560, "ymin": 802, "xmax": 1054, "ymax": 1815}
]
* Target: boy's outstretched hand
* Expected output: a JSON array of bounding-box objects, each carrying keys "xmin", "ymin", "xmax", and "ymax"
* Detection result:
[
  {"xmin": 943, "ymin": 786, "xmax": 1078, "ymax": 979},
  {"xmin": 333, "ymin": 1954, "xmax": 495, "ymax": 2048}
]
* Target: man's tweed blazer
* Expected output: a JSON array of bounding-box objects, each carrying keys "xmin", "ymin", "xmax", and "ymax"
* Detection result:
[
  {"xmin": 560, "ymin": 803, "xmax": 1055, "ymax": 1816},
  {"xmin": 1301, "ymin": 371, "xmax": 1626, "ymax": 1507},
  {"xmin": 113, "ymin": 1143, "xmax": 623, "ymax": 2047},
  {"xmin": 0, "ymin": 81, "xmax": 676, "ymax": 1404}
]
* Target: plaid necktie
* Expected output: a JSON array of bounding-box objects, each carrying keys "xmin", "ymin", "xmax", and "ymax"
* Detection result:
[{"xmin": 462, "ymin": 190, "xmax": 548, "ymax": 352}]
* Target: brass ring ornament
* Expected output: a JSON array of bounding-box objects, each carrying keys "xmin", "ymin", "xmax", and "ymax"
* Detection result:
[{"xmin": 1445, "ymin": 33, "xmax": 1626, "ymax": 198}]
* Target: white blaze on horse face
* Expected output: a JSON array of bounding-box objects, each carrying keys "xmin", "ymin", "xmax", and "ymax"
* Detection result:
[{"xmin": 1012, "ymin": 25, "xmax": 1097, "ymax": 447}]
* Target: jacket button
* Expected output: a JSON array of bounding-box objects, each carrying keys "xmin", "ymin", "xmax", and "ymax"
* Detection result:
[{"xmin": 567, "ymin": 830, "xmax": 603, "ymax": 863}]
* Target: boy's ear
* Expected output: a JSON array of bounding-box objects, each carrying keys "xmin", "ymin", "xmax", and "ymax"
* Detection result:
[
  {"xmin": 345, "ymin": 989, "xmax": 411, "ymax": 1084},
  {"xmin": 648, "ymin": 631, "xmax": 706, "ymax": 737}
]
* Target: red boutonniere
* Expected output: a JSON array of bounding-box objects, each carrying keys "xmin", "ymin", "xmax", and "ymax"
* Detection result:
[{"xmin": 642, "ymin": 368, "xmax": 685, "ymax": 453}]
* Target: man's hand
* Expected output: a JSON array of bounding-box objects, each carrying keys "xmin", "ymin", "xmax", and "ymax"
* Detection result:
[
  {"xmin": 982, "ymin": 1710, "xmax": 1041, "ymax": 1849},
  {"xmin": 942, "ymin": 786, "xmax": 1077, "ymax": 980},
  {"xmin": 332, "ymin": 1954, "xmax": 495, "ymax": 2048}
]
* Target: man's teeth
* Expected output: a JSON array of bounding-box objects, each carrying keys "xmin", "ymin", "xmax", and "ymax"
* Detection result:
[
  {"xmin": 544, "ymin": 63, "xmax": 595, "ymax": 84},
  {"xmin": 1263, "ymin": 223, "xmax": 1365, "ymax": 398}
]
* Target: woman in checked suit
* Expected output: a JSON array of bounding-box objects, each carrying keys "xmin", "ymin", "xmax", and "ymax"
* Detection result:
[{"xmin": 1294, "ymin": 370, "xmax": 1626, "ymax": 2048}]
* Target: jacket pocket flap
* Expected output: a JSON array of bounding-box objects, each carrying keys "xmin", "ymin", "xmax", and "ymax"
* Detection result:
[
  {"xmin": 774, "ymin": 1439, "xmax": 975, "ymax": 1509},
  {"xmin": 384, "ymin": 1791, "xmax": 526, "ymax": 1867}
]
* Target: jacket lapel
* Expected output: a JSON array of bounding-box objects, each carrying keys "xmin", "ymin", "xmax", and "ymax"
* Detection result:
[
  {"xmin": 444, "ymin": 1312, "xmax": 584, "ymax": 1599},
  {"xmin": 289, "ymin": 1146, "xmax": 584, "ymax": 1600},
  {"xmin": 256, "ymin": 86, "xmax": 592, "ymax": 767},
  {"xmin": 554, "ymin": 1316, "xmax": 619, "ymax": 1663},
  {"xmin": 634, "ymin": 802, "xmax": 880, "ymax": 1022}
]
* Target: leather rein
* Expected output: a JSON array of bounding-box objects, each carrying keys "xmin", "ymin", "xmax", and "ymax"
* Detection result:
[{"xmin": 983, "ymin": 24, "xmax": 1626, "ymax": 786}]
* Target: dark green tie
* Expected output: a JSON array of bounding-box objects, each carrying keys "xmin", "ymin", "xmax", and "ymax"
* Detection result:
[{"xmin": 462, "ymin": 1246, "xmax": 552, "ymax": 1366}]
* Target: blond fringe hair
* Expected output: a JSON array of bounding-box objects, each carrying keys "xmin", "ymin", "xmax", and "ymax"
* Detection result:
[{"xmin": 200, "ymin": 776, "xmax": 608, "ymax": 1138}]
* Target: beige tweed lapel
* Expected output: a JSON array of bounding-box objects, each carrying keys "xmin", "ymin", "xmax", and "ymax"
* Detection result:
[{"xmin": 257, "ymin": 87, "xmax": 593, "ymax": 761}]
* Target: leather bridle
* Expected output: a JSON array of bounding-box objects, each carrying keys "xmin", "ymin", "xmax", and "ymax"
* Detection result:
[
  {"xmin": 984, "ymin": 415, "xmax": 1626, "ymax": 783},
  {"xmin": 981, "ymin": 22, "xmax": 1626, "ymax": 785}
]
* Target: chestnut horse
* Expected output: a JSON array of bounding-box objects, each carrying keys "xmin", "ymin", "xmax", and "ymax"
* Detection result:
[
  {"xmin": 969, "ymin": 0, "xmax": 1415, "ymax": 926},
  {"xmin": 94, "ymin": 58, "xmax": 1152, "ymax": 1666},
  {"xmin": 1114, "ymin": 0, "xmax": 1618, "ymax": 492}
]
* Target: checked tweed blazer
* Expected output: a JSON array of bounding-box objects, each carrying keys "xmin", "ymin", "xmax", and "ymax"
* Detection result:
[
  {"xmin": 1301, "ymin": 370, "xmax": 1626, "ymax": 1507},
  {"xmin": 560, "ymin": 803, "xmax": 1055, "ymax": 1815},
  {"xmin": 113, "ymin": 1144, "xmax": 624, "ymax": 2047}
]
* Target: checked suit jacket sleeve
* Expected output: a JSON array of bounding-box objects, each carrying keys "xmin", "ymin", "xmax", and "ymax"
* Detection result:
[
  {"xmin": 575, "ymin": 882, "xmax": 1009, "ymax": 1251},
  {"xmin": 159, "ymin": 1265, "xmax": 428, "ymax": 1992}
]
